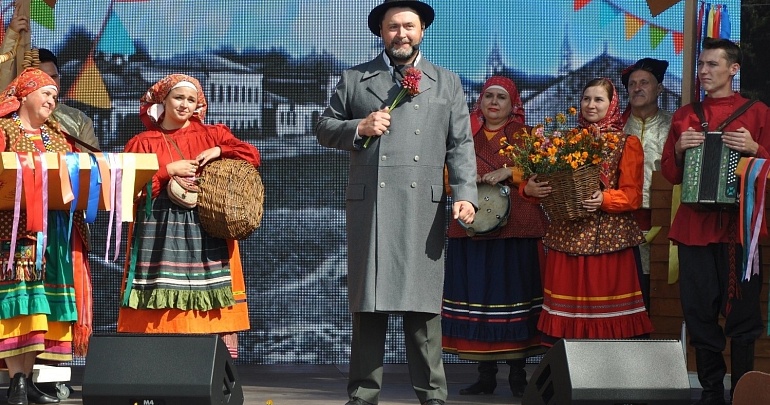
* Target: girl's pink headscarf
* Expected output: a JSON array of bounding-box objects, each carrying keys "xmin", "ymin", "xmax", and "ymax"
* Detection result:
[
  {"xmin": 470, "ymin": 76, "xmax": 525, "ymax": 135},
  {"xmin": 139, "ymin": 73, "xmax": 207, "ymax": 130},
  {"xmin": 0, "ymin": 68, "xmax": 57, "ymax": 117},
  {"xmin": 578, "ymin": 77, "xmax": 622, "ymax": 132}
]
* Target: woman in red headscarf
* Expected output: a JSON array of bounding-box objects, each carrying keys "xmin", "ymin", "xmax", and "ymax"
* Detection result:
[
  {"xmin": 441, "ymin": 76, "xmax": 547, "ymax": 398},
  {"xmin": 522, "ymin": 78, "xmax": 653, "ymax": 346},
  {"xmin": 0, "ymin": 68, "xmax": 91, "ymax": 405},
  {"xmin": 118, "ymin": 74, "xmax": 261, "ymax": 358}
]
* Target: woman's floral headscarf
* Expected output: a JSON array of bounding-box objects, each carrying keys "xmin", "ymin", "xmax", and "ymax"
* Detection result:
[
  {"xmin": 139, "ymin": 73, "xmax": 207, "ymax": 130},
  {"xmin": 577, "ymin": 77, "xmax": 622, "ymax": 132},
  {"xmin": 0, "ymin": 68, "xmax": 57, "ymax": 117},
  {"xmin": 470, "ymin": 76, "xmax": 525, "ymax": 135}
]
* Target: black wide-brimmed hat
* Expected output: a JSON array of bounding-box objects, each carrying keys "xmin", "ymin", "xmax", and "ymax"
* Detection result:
[
  {"xmin": 368, "ymin": 0, "xmax": 435, "ymax": 37},
  {"xmin": 621, "ymin": 58, "xmax": 669, "ymax": 90}
]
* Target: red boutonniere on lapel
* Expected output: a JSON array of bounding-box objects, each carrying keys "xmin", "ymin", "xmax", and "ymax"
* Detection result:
[{"xmin": 363, "ymin": 67, "xmax": 423, "ymax": 148}]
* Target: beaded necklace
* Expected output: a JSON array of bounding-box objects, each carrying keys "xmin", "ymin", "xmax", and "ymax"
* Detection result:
[{"xmin": 13, "ymin": 112, "xmax": 51, "ymax": 151}]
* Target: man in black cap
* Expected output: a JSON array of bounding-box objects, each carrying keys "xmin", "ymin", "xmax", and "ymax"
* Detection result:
[
  {"xmin": 620, "ymin": 57, "xmax": 672, "ymax": 312},
  {"xmin": 315, "ymin": 1, "xmax": 477, "ymax": 405}
]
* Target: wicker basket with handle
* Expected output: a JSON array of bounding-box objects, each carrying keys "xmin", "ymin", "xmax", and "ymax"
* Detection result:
[
  {"xmin": 537, "ymin": 164, "xmax": 600, "ymax": 222},
  {"xmin": 197, "ymin": 158, "xmax": 264, "ymax": 240}
]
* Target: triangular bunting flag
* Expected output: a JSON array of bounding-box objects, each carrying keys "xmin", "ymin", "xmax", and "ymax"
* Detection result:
[
  {"xmin": 597, "ymin": 0, "xmax": 620, "ymax": 28},
  {"xmin": 649, "ymin": 25, "xmax": 667, "ymax": 50},
  {"xmin": 672, "ymin": 31, "xmax": 684, "ymax": 55},
  {"xmin": 574, "ymin": 0, "xmax": 592, "ymax": 11},
  {"xmin": 31, "ymin": 0, "xmax": 55, "ymax": 30},
  {"xmin": 646, "ymin": 0, "xmax": 679, "ymax": 17},
  {"xmin": 98, "ymin": 10, "xmax": 136, "ymax": 56},
  {"xmin": 66, "ymin": 57, "xmax": 111, "ymax": 109},
  {"xmin": 43, "ymin": 0, "xmax": 56, "ymax": 7},
  {"xmin": 624, "ymin": 13, "xmax": 645, "ymax": 40}
]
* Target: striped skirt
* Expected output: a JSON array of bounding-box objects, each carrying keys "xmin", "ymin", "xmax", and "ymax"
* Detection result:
[
  {"xmin": 123, "ymin": 192, "xmax": 235, "ymax": 312},
  {"xmin": 537, "ymin": 247, "xmax": 653, "ymax": 346},
  {"xmin": 118, "ymin": 192, "xmax": 249, "ymax": 358},
  {"xmin": 442, "ymin": 237, "xmax": 545, "ymax": 361},
  {"xmin": 0, "ymin": 211, "xmax": 82, "ymax": 364}
]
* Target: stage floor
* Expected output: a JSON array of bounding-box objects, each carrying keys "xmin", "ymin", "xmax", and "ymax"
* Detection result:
[{"xmin": 10, "ymin": 363, "xmax": 725, "ymax": 405}]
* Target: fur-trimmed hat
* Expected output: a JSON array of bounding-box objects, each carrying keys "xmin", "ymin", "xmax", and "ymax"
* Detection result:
[{"xmin": 368, "ymin": 0, "xmax": 435, "ymax": 37}]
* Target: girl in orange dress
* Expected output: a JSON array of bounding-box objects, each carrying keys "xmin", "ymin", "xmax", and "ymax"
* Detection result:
[{"xmin": 118, "ymin": 74, "xmax": 260, "ymax": 358}]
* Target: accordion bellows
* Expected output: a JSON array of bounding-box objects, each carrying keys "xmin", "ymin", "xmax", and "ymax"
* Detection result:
[
  {"xmin": 681, "ymin": 131, "xmax": 740, "ymax": 208},
  {"xmin": 197, "ymin": 159, "xmax": 264, "ymax": 240}
]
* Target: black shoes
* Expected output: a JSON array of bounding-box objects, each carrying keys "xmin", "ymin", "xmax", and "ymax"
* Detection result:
[
  {"xmin": 459, "ymin": 360, "xmax": 527, "ymax": 397},
  {"xmin": 692, "ymin": 393, "xmax": 726, "ymax": 405},
  {"xmin": 509, "ymin": 367, "xmax": 527, "ymax": 397},
  {"xmin": 27, "ymin": 382, "xmax": 60, "ymax": 404},
  {"xmin": 459, "ymin": 379, "xmax": 496, "ymax": 395},
  {"xmin": 346, "ymin": 396, "xmax": 444, "ymax": 405},
  {"xmin": 8, "ymin": 372, "xmax": 28, "ymax": 405},
  {"xmin": 460, "ymin": 360, "xmax": 498, "ymax": 395},
  {"xmin": 345, "ymin": 398, "xmax": 374, "ymax": 405}
]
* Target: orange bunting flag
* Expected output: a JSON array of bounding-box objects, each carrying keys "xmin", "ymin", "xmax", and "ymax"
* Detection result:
[
  {"xmin": 624, "ymin": 13, "xmax": 645, "ymax": 40},
  {"xmin": 672, "ymin": 31, "xmax": 684, "ymax": 55},
  {"xmin": 65, "ymin": 57, "xmax": 111, "ymax": 109},
  {"xmin": 574, "ymin": 0, "xmax": 592, "ymax": 11}
]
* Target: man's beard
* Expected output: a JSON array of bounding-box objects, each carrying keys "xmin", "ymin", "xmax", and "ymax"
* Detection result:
[{"xmin": 387, "ymin": 41, "xmax": 420, "ymax": 63}]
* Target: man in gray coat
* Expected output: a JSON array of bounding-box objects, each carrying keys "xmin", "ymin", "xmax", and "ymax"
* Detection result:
[{"xmin": 315, "ymin": 1, "xmax": 477, "ymax": 404}]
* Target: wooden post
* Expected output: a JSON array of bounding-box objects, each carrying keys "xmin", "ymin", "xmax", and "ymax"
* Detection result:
[
  {"xmin": 681, "ymin": 0, "xmax": 698, "ymax": 105},
  {"xmin": 13, "ymin": 0, "xmax": 31, "ymax": 77}
]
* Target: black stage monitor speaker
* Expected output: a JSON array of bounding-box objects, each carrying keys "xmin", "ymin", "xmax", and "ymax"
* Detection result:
[
  {"xmin": 82, "ymin": 333, "xmax": 243, "ymax": 405},
  {"xmin": 522, "ymin": 339, "xmax": 691, "ymax": 405}
]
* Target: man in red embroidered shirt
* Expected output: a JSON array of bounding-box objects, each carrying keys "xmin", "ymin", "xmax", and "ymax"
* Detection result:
[{"xmin": 661, "ymin": 37, "xmax": 770, "ymax": 405}]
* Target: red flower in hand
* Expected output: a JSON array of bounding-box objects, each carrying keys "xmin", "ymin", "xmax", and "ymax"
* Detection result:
[{"xmin": 363, "ymin": 67, "xmax": 423, "ymax": 148}]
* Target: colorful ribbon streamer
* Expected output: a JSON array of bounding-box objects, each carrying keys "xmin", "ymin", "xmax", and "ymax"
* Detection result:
[
  {"xmin": 6, "ymin": 154, "xmax": 23, "ymax": 272},
  {"xmin": 85, "ymin": 154, "xmax": 101, "ymax": 223},
  {"xmin": 739, "ymin": 158, "xmax": 770, "ymax": 282}
]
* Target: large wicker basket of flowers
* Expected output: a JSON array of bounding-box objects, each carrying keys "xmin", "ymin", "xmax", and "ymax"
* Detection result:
[
  {"xmin": 499, "ymin": 108, "xmax": 613, "ymax": 222},
  {"xmin": 536, "ymin": 164, "xmax": 600, "ymax": 221}
]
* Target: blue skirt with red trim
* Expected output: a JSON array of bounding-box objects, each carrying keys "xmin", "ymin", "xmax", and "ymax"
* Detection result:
[{"xmin": 442, "ymin": 237, "xmax": 545, "ymax": 361}]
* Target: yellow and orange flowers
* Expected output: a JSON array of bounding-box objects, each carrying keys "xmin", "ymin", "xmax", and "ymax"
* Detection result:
[{"xmin": 499, "ymin": 108, "xmax": 618, "ymax": 177}]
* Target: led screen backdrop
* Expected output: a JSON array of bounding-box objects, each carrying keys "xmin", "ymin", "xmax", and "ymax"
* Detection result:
[{"xmin": 14, "ymin": 0, "xmax": 740, "ymax": 364}]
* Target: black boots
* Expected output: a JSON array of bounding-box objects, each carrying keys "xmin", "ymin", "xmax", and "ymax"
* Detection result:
[
  {"xmin": 729, "ymin": 340, "xmax": 755, "ymax": 400},
  {"xmin": 5, "ymin": 375, "xmax": 59, "ymax": 405},
  {"xmin": 8, "ymin": 372, "xmax": 28, "ymax": 405},
  {"xmin": 694, "ymin": 349, "xmax": 727, "ymax": 405},
  {"xmin": 507, "ymin": 359, "xmax": 527, "ymax": 397},
  {"xmin": 459, "ymin": 361, "xmax": 498, "ymax": 395},
  {"xmin": 459, "ymin": 360, "xmax": 528, "ymax": 397},
  {"xmin": 27, "ymin": 382, "xmax": 59, "ymax": 404}
]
